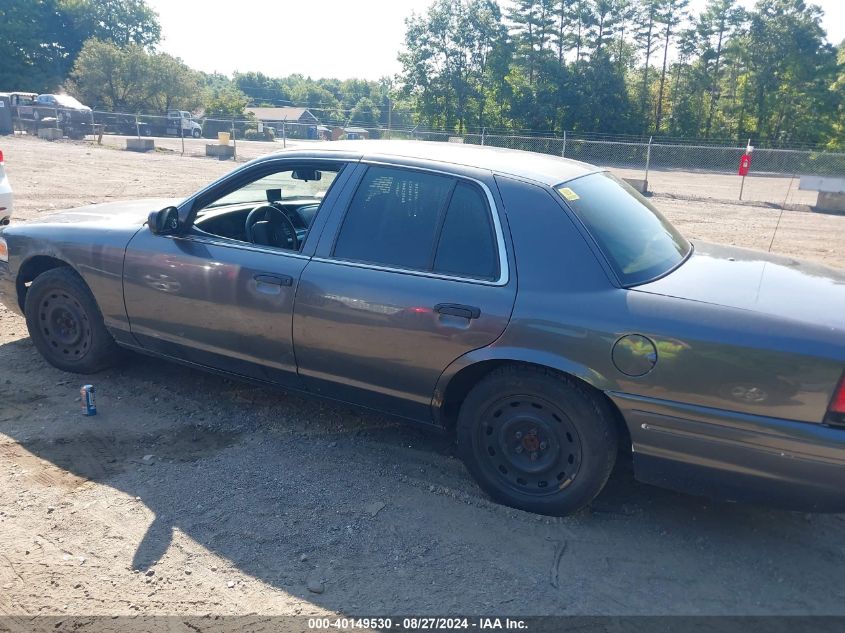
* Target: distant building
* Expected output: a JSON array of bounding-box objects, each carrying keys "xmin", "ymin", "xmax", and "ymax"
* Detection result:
[
  {"xmin": 244, "ymin": 106, "xmax": 320, "ymax": 138},
  {"xmin": 344, "ymin": 127, "xmax": 370, "ymax": 140}
]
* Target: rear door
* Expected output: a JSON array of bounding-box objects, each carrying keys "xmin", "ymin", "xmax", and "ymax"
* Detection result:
[{"xmin": 292, "ymin": 163, "xmax": 516, "ymax": 421}]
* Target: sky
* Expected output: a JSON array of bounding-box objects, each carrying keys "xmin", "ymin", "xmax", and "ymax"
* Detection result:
[{"xmin": 145, "ymin": 0, "xmax": 845, "ymax": 82}]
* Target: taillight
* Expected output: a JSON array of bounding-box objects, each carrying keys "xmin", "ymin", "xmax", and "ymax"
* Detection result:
[
  {"xmin": 0, "ymin": 150, "xmax": 4, "ymax": 163},
  {"xmin": 825, "ymin": 372, "xmax": 845, "ymax": 428}
]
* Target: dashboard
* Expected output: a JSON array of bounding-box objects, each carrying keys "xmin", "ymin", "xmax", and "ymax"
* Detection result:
[{"xmin": 194, "ymin": 199, "xmax": 321, "ymax": 245}]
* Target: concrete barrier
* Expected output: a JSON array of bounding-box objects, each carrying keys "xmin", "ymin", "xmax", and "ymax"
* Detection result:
[
  {"xmin": 37, "ymin": 128, "xmax": 62, "ymax": 141},
  {"xmin": 799, "ymin": 175, "xmax": 845, "ymax": 213},
  {"xmin": 206, "ymin": 144, "xmax": 235, "ymax": 159},
  {"xmin": 816, "ymin": 192, "xmax": 845, "ymax": 213},
  {"xmin": 126, "ymin": 138, "xmax": 155, "ymax": 152},
  {"xmin": 623, "ymin": 177, "xmax": 649, "ymax": 194}
]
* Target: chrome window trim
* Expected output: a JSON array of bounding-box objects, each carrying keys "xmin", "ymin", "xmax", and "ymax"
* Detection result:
[
  {"xmin": 166, "ymin": 234, "xmax": 311, "ymax": 260},
  {"xmin": 322, "ymin": 160, "xmax": 510, "ymax": 287},
  {"xmin": 310, "ymin": 256, "xmax": 504, "ymax": 286}
]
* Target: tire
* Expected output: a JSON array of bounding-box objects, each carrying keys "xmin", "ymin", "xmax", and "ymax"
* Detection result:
[
  {"xmin": 192, "ymin": 128, "xmax": 201, "ymax": 138},
  {"xmin": 24, "ymin": 267, "xmax": 122, "ymax": 374},
  {"xmin": 456, "ymin": 365, "xmax": 619, "ymax": 516}
]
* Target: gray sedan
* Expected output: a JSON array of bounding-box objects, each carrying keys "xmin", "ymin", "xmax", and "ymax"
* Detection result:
[{"xmin": 1, "ymin": 141, "xmax": 844, "ymax": 516}]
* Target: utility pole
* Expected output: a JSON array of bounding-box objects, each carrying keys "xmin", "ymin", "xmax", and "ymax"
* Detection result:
[{"xmin": 387, "ymin": 98, "xmax": 392, "ymax": 140}]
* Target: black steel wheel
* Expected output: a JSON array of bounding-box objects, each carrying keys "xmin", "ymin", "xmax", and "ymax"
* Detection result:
[
  {"xmin": 24, "ymin": 267, "xmax": 122, "ymax": 373},
  {"xmin": 457, "ymin": 365, "xmax": 619, "ymax": 516},
  {"xmin": 38, "ymin": 289, "xmax": 92, "ymax": 359},
  {"xmin": 476, "ymin": 395, "xmax": 582, "ymax": 494}
]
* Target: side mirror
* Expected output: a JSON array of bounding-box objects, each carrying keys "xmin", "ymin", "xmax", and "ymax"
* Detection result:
[{"xmin": 148, "ymin": 206, "xmax": 180, "ymax": 235}]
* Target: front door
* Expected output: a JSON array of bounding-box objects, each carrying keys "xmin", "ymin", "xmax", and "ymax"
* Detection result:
[
  {"xmin": 293, "ymin": 164, "xmax": 516, "ymax": 421},
  {"xmin": 122, "ymin": 160, "xmax": 350, "ymax": 385}
]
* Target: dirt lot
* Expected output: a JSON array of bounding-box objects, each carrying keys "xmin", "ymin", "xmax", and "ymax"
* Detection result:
[{"xmin": 2, "ymin": 135, "xmax": 845, "ymax": 618}]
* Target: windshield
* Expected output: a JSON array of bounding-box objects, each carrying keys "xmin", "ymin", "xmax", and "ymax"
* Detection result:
[
  {"xmin": 54, "ymin": 95, "xmax": 87, "ymax": 109},
  {"xmin": 204, "ymin": 170, "xmax": 337, "ymax": 209},
  {"xmin": 555, "ymin": 172, "xmax": 691, "ymax": 286}
]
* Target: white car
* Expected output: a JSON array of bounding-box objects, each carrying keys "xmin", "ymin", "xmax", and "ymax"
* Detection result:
[{"xmin": 0, "ymin": 149, "xmax": 11, "ymax": 225}]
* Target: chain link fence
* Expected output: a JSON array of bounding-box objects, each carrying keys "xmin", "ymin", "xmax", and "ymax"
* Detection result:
[
  {"xmin": 410, "ymin": 130, "xmax": 845, "ymax": 207},
  {"xmin": 6, "ymin": 106, "xmax": 845, "ymax": 206}
]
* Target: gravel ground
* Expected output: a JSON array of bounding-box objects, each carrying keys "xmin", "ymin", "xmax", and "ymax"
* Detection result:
[{"xmin": 1, "ymin": 135, "xmax": 845, "ymax": 618}]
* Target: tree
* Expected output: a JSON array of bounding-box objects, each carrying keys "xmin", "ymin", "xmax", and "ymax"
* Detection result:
[
  {"xmin": 68, "ymin": 38, "xmax": 202, "ymax": 113},
  {"xmin": 508, "ymin": 0, "xmax": 556, "ymax": 85},
  {"xmin": 654, "ymin": 0, "xmax": 689, "ymax": 132},
  {"xmin": 0, "ymin": 0, "xmax": 160, "ymax": 94},
  {"xmin": 589, "ymin": 0, "xmax": 622, "ymax": 57},
  {"xmin": 233, "ymin": 72, "xmax": 291, "ymax": 105},
  {"xmin": 145, "ymin": 52, "xmax": 204, "ymax": 112},
  {"xmin": 62, "ymin": 0, "xmax": 160, "ymax": 49},
  {"xmin": 634, "ymin": 0, "xmax": 663, "ymax": 129},
  {"xmin": 349, "ymin": 97, "xmax": 381, "ymax": 127},
  {"xmin": 399, "ymin": 0, "xmax": 508, "ymax": 133},
  {"xmin": 737, "ymin": 0, "xmax": 837, "ymax": 143},
  {"xmin": 0, "ymin": 0, "xmax": 78, "ymax": 92},
  {"xmin": 68, "ymin": 38, "xmax": 151, "ymax": 110},
  {"xmin": 830, "ymin": 41, "xmax": 845, "ymax": 148},
  {"xmin": 203, "ymin": 84, "xmax": 250, "ymax": 118},
  {"xmin": 697, "ymin": 0, "xmax": 745, "ymax": 137}
]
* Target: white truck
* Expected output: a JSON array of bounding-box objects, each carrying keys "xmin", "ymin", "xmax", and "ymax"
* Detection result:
[{"xmin": 142, "ymin": 110, "xmax": 203, "ymax": 138}]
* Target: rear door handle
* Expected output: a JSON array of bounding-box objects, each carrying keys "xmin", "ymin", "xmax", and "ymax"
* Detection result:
[
  {"xmin": 254, "ymin": 273, "xmax": 293, "ymax": 287},
  {"xmin": 435, "ymin": 303, "xmax": 481, "ymax": 319}
]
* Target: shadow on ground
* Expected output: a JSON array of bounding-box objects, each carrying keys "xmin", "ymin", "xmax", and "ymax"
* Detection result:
[{"xmin": 2, "ymin": 336, "xmax": 845, "ymax": 616}]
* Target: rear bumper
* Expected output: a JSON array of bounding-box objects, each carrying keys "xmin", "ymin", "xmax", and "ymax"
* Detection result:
[{"xmin": 610, "ymin": 392, "xmax": 845, "ymax": 512}]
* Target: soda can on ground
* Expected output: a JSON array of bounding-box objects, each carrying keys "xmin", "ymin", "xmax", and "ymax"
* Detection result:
[{"xmin": 81, "ymin": 384, "xmax": 96, "ymax": 416}]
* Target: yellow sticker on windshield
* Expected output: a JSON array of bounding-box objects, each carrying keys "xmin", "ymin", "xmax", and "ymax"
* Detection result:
[{"xmin": 558, "ymin": 187, "xmax": 580, "ymax": 201}]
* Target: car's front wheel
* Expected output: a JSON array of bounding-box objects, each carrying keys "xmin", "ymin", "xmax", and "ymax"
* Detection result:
[
  {"xmin": 456, "ymin": 366, "xmax": 619, "ymax": 516},
  {"xmin": 24, "ymin": 267, "xmax": 122, "ymax": 374},
  {"xmin": 192, "ymin": 129, "xmax": 201, "ymax": 138}
]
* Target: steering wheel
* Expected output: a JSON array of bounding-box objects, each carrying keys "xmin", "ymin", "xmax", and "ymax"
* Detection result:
[{"xmin": 244, "ymin": 204, "xmax": 299, "ymax": 250}]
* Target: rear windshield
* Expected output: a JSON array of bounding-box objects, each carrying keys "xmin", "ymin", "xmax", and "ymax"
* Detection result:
[{"xmin": 555, "ymin": 172, "xmax": 691, "ymax": 286}]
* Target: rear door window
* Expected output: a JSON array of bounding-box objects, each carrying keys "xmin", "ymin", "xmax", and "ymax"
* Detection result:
[
  {"xmin": 333, "ymin": 166, "xmax": 500, "ymax": 281},
  {"xmin": 333, "ymin": 166, "xmax": 454, "ymax": 271},
  {"xmin": 433, "ymin": 182, "xmax": 498, "ymax": 280}
]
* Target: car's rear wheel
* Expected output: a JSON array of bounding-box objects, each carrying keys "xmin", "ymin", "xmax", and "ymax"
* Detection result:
[
  {"xmin": 24, "ymin": 267, "xmax": 122, "ymax": 374},
  {"xmin": 456, "ymin": 366, "xmax": 619, "ymax": 516}
]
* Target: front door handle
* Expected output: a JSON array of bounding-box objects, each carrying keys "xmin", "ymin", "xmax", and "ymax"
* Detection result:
[
  {"xmin": 254, "ymin": 273, "xmax": 293, "ymax": 287},
  {"xmin": 435, "ymin": 303, "xmax": 481, "ymax": 319}
]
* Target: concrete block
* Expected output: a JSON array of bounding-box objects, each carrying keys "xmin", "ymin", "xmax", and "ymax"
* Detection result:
[
  {"xmin": 624, "ymin": 177, "xmax": 649, "ymax": 194},
  {"xmin": 206, "ymin": 144, "xmax": 235, "ymax": 159},
  {"xmin": 799, "ymin": 175, "xmax": 845, "ymax": 194},
  {"xmin": 126, "ymin": 138, "xmax": 155, "ymax": 152},
  {"xmin": 37, "ymin": 127, "xmax": 63, "ymax": 141},
  {"xmin": 815, "ymin": 192, "xmax": 845, "ymax": 213}
]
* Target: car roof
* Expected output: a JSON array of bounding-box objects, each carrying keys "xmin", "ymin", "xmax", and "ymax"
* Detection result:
[{"xmin": 266, "ymin": 140, "xmax": 600, "ymax": 186}]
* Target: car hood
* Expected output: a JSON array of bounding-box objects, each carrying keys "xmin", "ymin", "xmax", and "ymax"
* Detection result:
[
  {"xmin": 26, "ymin": 199, "xmax": 179, "ymax": 228},
  {"xmin": 635, "ymin": 241, "xmax": 845, "ymax": 331}
]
